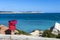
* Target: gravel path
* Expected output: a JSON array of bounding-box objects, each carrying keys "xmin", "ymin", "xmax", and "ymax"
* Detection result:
[{"xmin": 0, "ymin": 35, "xmax": 60, "ymax": 40}]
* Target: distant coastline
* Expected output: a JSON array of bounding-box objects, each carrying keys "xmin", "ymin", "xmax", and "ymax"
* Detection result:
[{"xmin": 0, "ymin": 11, "xmax": 43, "ymax": 14}]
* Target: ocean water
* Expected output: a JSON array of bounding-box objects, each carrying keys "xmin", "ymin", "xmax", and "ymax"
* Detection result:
[{"xmin": 0, "ymin": 13, "xmax": 60, "ymax": 33}]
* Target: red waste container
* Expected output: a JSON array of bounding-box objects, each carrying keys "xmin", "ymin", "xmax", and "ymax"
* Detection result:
[{"xmin": 9, "ymin": 20, "xmax": 17, "ymax": 31}]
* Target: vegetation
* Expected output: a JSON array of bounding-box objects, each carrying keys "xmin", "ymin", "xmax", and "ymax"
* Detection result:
[
  {"xmin": 42, "ymin": 30, "xmax": 57, "ymax": 38},
  {"xmin": 16, "ymin": 29, "xmax": 30, "ymax": 35},
  {"xmin": 56, "ymin": 34, "xmax": 60, "ymax": 38},
  {"xmin": 15, "ymin": 29, "xmax": 60, "ymax": 38}
]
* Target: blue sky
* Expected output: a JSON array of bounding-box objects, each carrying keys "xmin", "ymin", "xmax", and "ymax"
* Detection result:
[{"xmin": 0, "ymin": 0, "xmax": 60, "ymax": 12}]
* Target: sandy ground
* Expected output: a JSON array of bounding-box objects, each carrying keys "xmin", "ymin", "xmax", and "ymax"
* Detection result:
[{"xmin": 0, "ymin": 35, "xmax": 60, "ymax": 40}]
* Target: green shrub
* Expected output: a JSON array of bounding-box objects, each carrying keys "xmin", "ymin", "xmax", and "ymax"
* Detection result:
[
  {"xmin": 56, "ymin": 34, "xmax": 60, "ymax": 38},
  {"xmin": 16, "ymin": 29, "xmax": 30, "ymax": 35},
  {"xmin": 42, "ymin": 30, "xmax": 57, "ymax": 38}
]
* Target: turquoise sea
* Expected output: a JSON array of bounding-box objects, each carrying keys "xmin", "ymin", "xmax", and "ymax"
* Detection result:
[{"xmin": 0, "ymin": 13, "xmax": 60, "ymax": 33}]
